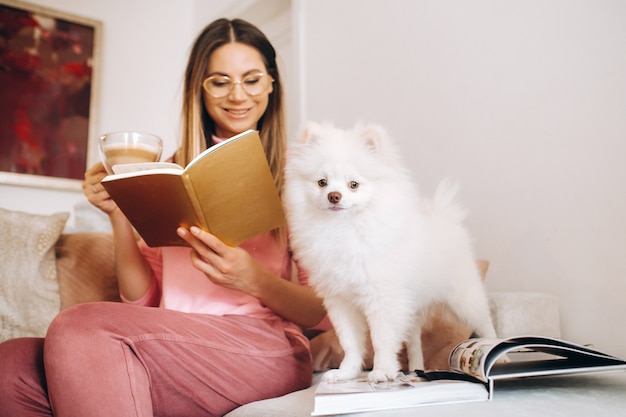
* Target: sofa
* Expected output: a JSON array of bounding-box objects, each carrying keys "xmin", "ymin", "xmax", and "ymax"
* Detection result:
[{"xmin": 0, "ymin": 206, "xmax": 563, "ymax": 416}]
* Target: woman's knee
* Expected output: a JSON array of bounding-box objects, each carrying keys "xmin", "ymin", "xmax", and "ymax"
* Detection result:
[
  {"xmin": 47, "ymin": 302, "xmax": 118, "ymax": 338},
  {"xmin": 45, "ymin": 303, "xmax": 121, "ymax": 357},
  {"xmin": 0, "ymin": 338, "xmax": 49, "ymax": 416}
]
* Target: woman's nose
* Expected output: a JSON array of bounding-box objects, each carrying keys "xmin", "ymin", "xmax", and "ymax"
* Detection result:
[{"xmin": 228, "ymin": 82, "xmax": 247, "ymax": 100}]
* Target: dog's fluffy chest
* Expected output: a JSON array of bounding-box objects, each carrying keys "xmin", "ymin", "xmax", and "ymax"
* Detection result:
[{"xmin": 292, "ymin": 215, "xmax": 424, "ymax": 298}]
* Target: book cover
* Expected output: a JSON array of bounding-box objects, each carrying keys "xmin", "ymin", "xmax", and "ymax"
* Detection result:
[{"xmin": 101, "ymin": 130, "xmax": 285, "ymax": 247}]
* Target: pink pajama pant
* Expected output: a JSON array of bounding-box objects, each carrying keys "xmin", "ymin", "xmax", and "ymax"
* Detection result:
[{"xmin": 0, "ymin": 302, "xmax": 312, "ymax": 417}]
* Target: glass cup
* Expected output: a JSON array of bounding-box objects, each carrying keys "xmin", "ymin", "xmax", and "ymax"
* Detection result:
[{"xmin": 98, "ymin": 131, "xmax": 163, "ymax": 174}]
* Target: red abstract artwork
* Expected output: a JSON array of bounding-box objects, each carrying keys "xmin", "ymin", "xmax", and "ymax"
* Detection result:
[{"xmin": 0, "ymin": 1, "xmax": 100, "ymax": 183}]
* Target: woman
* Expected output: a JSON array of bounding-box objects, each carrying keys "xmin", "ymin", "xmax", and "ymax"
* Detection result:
[{"xmin": 0, "ymin": 18, "xmax": 326, "ymax": 417}]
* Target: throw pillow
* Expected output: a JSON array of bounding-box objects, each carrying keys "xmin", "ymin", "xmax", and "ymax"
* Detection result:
[
  {"xmin": 0, "ymin": 208, "xmax": 69, "ymax": 342},
  {"xmin": 420, "ymin": 259, "xmax": 490, "ymax": 370},
  {"xmin": 56, "ymin": 232, "xmax": 121, "ymax": 309}
]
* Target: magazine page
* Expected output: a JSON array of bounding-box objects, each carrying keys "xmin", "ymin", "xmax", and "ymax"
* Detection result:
[
  {"xmin": 315, "ymin": 372, "xmax": 421, "ymax": 395},
  {"xmin": 449, "ymin": 335, "xmax": 626, "ymax": 383},
  {"xmin": 312, "ymin": 372, "xmax": 488, "ymax": 416},
  {"xmin": 483, "ymin": 336, "xmax": 626, "ymax": 379},
  {"xmin": 449, "ymin": 338, "xmax": 503, "ymax": 382}
]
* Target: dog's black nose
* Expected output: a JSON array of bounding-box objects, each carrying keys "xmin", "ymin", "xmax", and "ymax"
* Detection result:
[{"xmin": 328, "ymin": 192, "xmax": 342, "ymax": 204}]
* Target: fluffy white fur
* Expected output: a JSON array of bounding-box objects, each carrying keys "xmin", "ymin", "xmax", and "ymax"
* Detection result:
[{"xmin": 283, "ymin": 122, "xmax": 498, "ymax": 382}]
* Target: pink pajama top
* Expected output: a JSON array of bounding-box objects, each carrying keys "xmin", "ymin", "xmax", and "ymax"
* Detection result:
[{"xmin": 124, "ymin": 232, "xmax": 310, "ymax": 346}]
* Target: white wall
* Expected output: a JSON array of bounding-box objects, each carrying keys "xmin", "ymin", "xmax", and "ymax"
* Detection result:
[
  {"xmin": 298, "ymin": 0, "xmax": 626, "ymax": 356},
  {"xmin": 2, "ymin": 0, "xmax": 624, "ymax": 357}
]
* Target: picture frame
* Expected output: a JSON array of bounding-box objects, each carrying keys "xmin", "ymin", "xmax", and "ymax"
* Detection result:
[{"xmin": 0, "ymin": 0, "xmax": 102, "ymax": 191}]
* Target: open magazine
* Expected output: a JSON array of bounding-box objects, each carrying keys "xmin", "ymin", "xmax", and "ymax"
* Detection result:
[
  {"xmin": 437, "ymin": 335, "xmax": 626, "ymax": 397},
  {"xmin": 312, "ymin": 335, "xmax": 626, "ymax": 416}
]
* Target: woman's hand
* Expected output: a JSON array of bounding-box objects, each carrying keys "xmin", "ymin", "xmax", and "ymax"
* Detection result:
[
  {"xmin": 82, "ymin": 163, "xmax": 152, "ymax": 300},
  {"xmin": 309, "ymin": 329, "xmax": 375, "ymax": 372},
  {"xmin": 309, "ymin": 329, "xmax": 346, "ymax": 372},
  {"xmin": 176, "ymin": 226, "xmax": 264, "ymax": 295},
  {"xmin": 82, "ymin": 162, "xmax": 120, "ymax": 215},
  {"xmin": 177, "ymin": 226, "xmax": 327, "ymax": 327}
]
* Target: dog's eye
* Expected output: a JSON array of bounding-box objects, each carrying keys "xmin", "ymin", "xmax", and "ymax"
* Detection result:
[
  {"xmin": 349, "ymin": 181, "xmax": 359, "ymax": 190},
  {"xmin": 317, "ymin": 179, "xmax": 328, "ymax": 188}
]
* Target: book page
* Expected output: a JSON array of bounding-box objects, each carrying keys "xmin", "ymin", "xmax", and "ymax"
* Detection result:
[
  {"xmin": 112, "ymin": 161, "xmax": 183, "ymax": 174},
  {"xmin": 184, "ymin": 130, "xmax": 285, "ymax": 246}
]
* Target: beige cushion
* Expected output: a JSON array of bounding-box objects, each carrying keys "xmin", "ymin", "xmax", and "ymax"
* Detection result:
[
  {"xmin": 420, "ymin": 259, "xmax": 490, "ymax": 370},
  {"xmin": 55, "ymin": 232, "xmax": 120, "ymax": 309},
  {"xmin": 489, "ymin": 291, "xmax": 561, "ymax": 338},
  {"xmin": 0, "ymin": 208, "xmax": 69, "ymax": 342}
]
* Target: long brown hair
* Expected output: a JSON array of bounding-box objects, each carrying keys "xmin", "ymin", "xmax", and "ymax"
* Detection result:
[{"xmin": 178, "ymin": 19, "xmax": 286, "ymax": 198}]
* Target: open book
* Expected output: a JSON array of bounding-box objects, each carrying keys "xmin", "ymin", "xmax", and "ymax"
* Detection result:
[
  {"xmin": 101, "ymin": 130, "xmax": 285, "ymax": 247},
  {"xmin": 312, "ymin": 335, "xmax": 626, "ymax": 416}
]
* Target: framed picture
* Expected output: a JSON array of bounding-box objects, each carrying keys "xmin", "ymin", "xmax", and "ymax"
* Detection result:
[{"xmin": 0, "ymin": 0, "xmax": 101, "ymax": 190}]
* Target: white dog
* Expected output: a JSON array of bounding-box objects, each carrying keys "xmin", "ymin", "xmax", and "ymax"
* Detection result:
[{"xmin": 283, "ymin": 122, "xmax": 498, "ymax": 382}]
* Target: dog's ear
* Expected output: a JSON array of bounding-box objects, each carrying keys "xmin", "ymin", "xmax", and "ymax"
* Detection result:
[
  {"xmin": 359, "ymin": 124, "xmax": 387, "ymax": 154},
  {"xmin": 298, "ymin": 121, "xmax": 323, "ymax": 144}
]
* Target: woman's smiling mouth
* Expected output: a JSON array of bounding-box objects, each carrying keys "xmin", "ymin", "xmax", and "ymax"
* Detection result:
[{"xmin": 225, "ymin": 108, "xmax": 250, "ymax": 116}]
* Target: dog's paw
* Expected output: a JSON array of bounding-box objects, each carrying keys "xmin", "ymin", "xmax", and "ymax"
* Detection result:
[
  {"xmin": 367, "ymin": 368, "xmax": 401, "ymax": 383},
  {"xmin": 322, "ymin": 368, "xmax": 361, "ymax": 382}
]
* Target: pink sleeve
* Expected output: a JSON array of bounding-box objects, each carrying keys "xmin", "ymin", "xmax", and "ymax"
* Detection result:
[{"xmin": 119, "ymin": 240, "xmax": 162, "ymax": 307}]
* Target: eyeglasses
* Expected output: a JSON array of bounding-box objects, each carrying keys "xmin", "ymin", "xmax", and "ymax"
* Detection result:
[{"xmin": 202, "ymin": 72, "xmax": 274, "ymax": 98}]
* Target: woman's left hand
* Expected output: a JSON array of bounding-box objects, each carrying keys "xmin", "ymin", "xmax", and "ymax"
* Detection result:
[
  {"xmin": 177, "ymin": 226, "xmax": 263, "ymax": 295},
  {"xmin": 177, "ymin": 225, "xmax": 326, "ymax": 328}
]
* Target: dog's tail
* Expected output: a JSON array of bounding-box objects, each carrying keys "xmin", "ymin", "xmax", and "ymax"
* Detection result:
[{"xmin": 426, "ymin": 178, "xmax": 468, "ymax": 222}]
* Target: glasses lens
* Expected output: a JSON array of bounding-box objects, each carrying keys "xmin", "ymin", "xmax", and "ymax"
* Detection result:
[
  {"xmin": 203, "ymin": 75, "xmax": 232, "ymax": 98},
  {"xmin": 242, "ymin": 73, "xmax": 272, "ymax": 96},
  {"xmin": 203, "ymin": 73, "xmax": 273, "ymax": 98}
]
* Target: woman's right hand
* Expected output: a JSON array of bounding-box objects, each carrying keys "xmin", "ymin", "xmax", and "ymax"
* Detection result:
[
  {"xmin": 82, "ymin": 162, "xmax": 120, "ymax": 215},
  {"xmin": 84, "ymin": 163, "xmax": 152, "ymax": 300}
]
